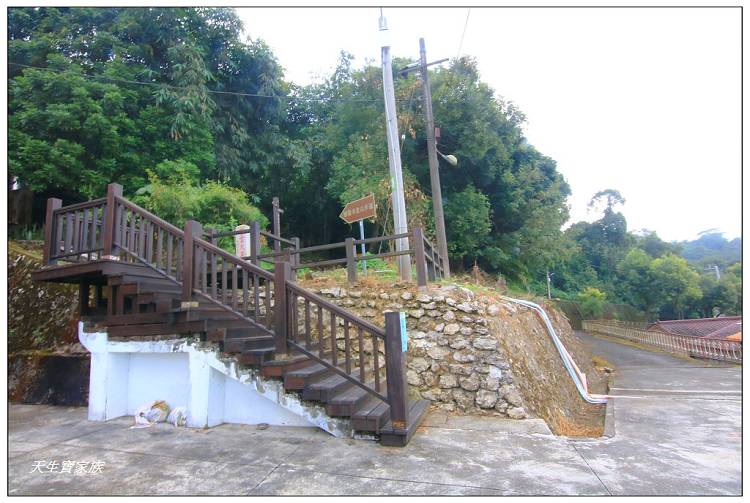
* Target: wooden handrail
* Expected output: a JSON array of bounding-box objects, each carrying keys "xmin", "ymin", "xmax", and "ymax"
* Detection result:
[
  {"xmin": 192, "ymin": 236, "xmax": 273, "ymax": 280},
  {"xmin": 52, "ymin": 197, "xmax": 107, "ymax": 214},
  {"xmin": 115, "ymin": 196, "xmax": 185, "ymax": 238},
  {"xmin": 286, "ymin": 282, "xmax": 386, "ymax": 337},
  {"xmin": 260, "ymin": 229, "xmax": 296, "ymax": 246},
  {"xmin": 42, "ymin": 188, "xmax": 415, "ymax": 429}
]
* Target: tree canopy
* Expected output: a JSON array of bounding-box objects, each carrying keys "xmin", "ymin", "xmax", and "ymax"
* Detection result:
[{"xmin": 8, "ymin": 7, "xmax": 740, "ymax": 321}]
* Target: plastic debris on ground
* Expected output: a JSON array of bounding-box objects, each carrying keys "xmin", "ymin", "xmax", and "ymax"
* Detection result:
[
  {"xmin": 167, "ymin": 406, "xmax": 188, "ymax": 427},
  {"xmin": 131, "ymin": 400, "xmax": 170, "ymax": 429}
]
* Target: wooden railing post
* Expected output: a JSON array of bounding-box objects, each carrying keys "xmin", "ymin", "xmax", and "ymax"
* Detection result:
[
  {"xmin": 412, "ymin": 227, "xmax": 427, "ymax": 287},
  {"xmin": 426, "ymin": 246, "xmax": 437, "ymax": 282},
  {"xmin": 102, "ymin": 183, "xmax": 123, "ymax": 259},
  {"xmin": 205, "ymin": 227, "xmax": 216, "ymax": 246},
  {"xmin": 250, "ymin": 221, "xmax": 261, "ymax": 266},
  {"xmin": 272, "ymin": 196, "xmax": 282, "ymax": 254},
  {"xmin": 384, "ymin": 311, "xmax": 409, "ymax": 431},
  {"xmin": 43, "ymin": 197, "xmax": 63, "ymax": 265},
  {"xmin": 182, "ymin": 220, "xmax": 202, "ymax": 305},
  {"xmin": 291, "ymin": 237, "xmax": 300, "ymax": 281},
  {"xmin": 274, "ymin": 249, "xmax": 291, "ymax": 353},
  {"xmin": 345, "ymin": 237, "xmax": 357, "ymax": 284}
]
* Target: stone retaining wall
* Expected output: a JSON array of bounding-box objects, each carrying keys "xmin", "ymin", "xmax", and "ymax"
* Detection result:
[{"xmin": 308, "ymin": 284, "xmax": 529, "ymax": 419}]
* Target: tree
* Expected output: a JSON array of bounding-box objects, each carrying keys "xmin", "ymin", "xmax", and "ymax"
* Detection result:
[
  {"xmin": 8, "ymin": 7, "xmax": 287, "ymax": 200},
  {"xmin": 577, "ymin": 287, "xmax": 607, "ymax": 319},
  {"xmin": 692, "ymin": 262, "xmax": 742, "ymax": 317},
  {"xmin": 632, "ymin": 229, "xmax": 681, "ymax": 258},
  {"xmin": 566, "ymin": 193, "xmax": 631, "ymax": 297},
  {"xmin": 588, "ymin": 189, "xmax": 625, "ymax": 214},
  {"xmin": 133, "ymin": 167, "xmax": 267, "ymax": 251},
  {"xmin": 616, "ymin": 248, "xmax": 655, "ymax": 312},
  {"xmin": 649, "ymin": 254, "xmax": 702, "ymax": 319},
  {"xmin": 443, "ymin": 185, "xmax": 492, "ymax": 264}
]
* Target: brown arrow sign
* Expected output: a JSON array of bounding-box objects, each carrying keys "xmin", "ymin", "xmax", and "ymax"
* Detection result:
[{"xmin": 339, "ymin": 193, "xmax": 376, "ymax": 224}]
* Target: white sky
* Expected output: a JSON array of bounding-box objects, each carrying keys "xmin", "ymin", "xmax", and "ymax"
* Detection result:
[{"xmin": 238, "ymin": 7, "xmax": 741, "ymax": 242}]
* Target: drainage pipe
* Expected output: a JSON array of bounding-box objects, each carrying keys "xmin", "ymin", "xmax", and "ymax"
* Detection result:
[{"xmin": 500, "ymin": 296, "xmax": 608, "ymax": 405}]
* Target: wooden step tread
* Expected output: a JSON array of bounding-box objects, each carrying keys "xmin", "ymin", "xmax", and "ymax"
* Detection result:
[
  {"xmin": 224, "ymin": 335, "xmax": 274, "ymax": 353},
  {"xmin": 97, "ymin": 312, "xmax": 172, "ymax": 326},
  {"xmin": 352, "ymin": 397, "xmax": 390, "ymax": 433},
  {"xmin": 286, "ymin": 362, "xmax": 328, "ymax": 378},
  {"xmin": 106, "ymin": 320, "xmax": 205, "ymax": 337},
  {"xmin": 330, "ymin": 380, "xmax": 385, "ymax": 404},
  {"xmin": 261, "ymin": 353, "xmax": 309, "ymax": 367},
  {"xmin": 379, "ymin": 399, "xmax": 431, "ymax": 447}
]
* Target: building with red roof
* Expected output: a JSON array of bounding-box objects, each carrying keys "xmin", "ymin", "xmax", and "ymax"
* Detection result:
[{"xmin": 648, "ymin": 316, "xmax": 742, "ymax": 341}]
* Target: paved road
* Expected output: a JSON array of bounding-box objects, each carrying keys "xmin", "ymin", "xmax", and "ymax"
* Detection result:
[
  {"xmin": 8, "ymin": 333, "xmax": 742, "ymax": 495},
  {"xmin": 571, "ymin": 331, "xmax": 742, "ymax": 495}
]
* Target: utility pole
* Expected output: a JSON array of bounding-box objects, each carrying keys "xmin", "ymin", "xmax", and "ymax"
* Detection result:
[
  {"xmin": 419, "ymin": 38, "xmax": 451, "ymax": 279},
  {"xmin": 379, "ymin": 11, "xmax": 411, "ymax": 282}
]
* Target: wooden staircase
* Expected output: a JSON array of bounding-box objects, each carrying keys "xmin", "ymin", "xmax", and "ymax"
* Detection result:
[{"xmin": 33, "ymin": 184, "xmax": 429, "ymax": 446}]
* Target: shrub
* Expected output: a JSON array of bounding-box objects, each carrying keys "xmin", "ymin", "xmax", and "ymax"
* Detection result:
[
  {"xmin": 577, "ymin": 286, "xmax": 606, "ymax": 319},
  {"xmin": 133, "ymin": 165, "xmax": 268, "ymax": 250}
]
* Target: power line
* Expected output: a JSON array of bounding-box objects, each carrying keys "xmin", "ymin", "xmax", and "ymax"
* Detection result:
[
  {"xmin": 8, "ymin": 61, "xmax": 393, "ymax": 105},
  {"xmin": 455, "ymin": 8, "xmax": 471, "ymax": 61}
]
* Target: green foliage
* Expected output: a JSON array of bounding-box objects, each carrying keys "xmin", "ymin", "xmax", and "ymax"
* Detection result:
[
  {"xmin": 648, "ymin": 254, "xmax": 702, "ymax": 320},
  {"xmin": 616, "ymin": 248, "xmax": 654, "ymax": 311},
  {"xmin": 8, "ymin": 7, "xmax": 285, "ymax": 199},
  {"xmin": 444, "ymin": 185, "xmax": 492, "ymax": 261},
  {"xmin": 133, "ymin": 174, "xmax": 268, "ymax": 246},
  {"xmin": 577, "ymin": 287, "xmax": 607, "ymax": 319},
  {"xmin": 679, "ymin": 230, "xmax": 741, "ymax": 268},
  {"xmin": 8, "ymin": 8, "xmax": 737, "ymax": 323},
  {"xmin": 691, "ymin": 262, "xmax": 742, "ymax": 317}
]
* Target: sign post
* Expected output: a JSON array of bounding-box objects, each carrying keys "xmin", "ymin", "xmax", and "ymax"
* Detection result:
[
  {"xmin": 340, "ymin": 194, "xmax": 377, "ymax": 278},
  {"xmin": 359, "ymin": 220, "xmax": 367, "ymax": 277}
]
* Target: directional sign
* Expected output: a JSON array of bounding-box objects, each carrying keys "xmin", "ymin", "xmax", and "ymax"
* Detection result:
[{"xmin": 339, "ymin": 193, "xmax": 376, "ymax": 224}]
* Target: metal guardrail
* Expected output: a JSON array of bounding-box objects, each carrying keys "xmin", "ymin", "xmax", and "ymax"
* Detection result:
[{"xmin": 582, "ymin": 320, "xmax": 742, "ymax": 364}]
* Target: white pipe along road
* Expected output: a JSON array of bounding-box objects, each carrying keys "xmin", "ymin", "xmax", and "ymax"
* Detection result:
[{"xmin": 500, "ymin": 296, "xmax": 609, "ymax": 405}]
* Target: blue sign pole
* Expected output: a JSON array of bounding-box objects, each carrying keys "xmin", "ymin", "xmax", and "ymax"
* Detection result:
[
  {"xmin": 399, "ymin": 311, "xmax": 408, "ymax": 352},
  {"xmin": 359, "ymin": 219, "xmax": 367, "ymax": 277}
]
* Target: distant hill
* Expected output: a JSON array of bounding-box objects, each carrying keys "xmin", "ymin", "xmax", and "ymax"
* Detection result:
[{"xmin": 679, "ymin": 231, "xmax": 741, "ymax": 268}]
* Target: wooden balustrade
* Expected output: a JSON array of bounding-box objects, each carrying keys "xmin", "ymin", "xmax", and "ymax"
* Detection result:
[
  {"xmin": 207, "ymin": 223, "xmax": 446, "ymax": 287},
  {"xmin": 42, "ymin": 186, "xmax": 413, "ymax": 420},
  {"xmin": 189, "ymin": 234, "xmax": 277, "ymax": 333},
  {"xmin": 285, "ymin": 281, "xmax": 408, "ymax": 406},
  {"xmin": 111, "ymin": 195, "xmax": 186, "ymax": 283},
  {"xmin": 45, "ymin": 197, "xmax": 107, "ymax": 264}
]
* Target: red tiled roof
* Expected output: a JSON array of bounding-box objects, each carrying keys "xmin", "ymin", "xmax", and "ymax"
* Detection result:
[{"xmin": 648, "ymin": 317, "xmax": 743, "ymax": 339}]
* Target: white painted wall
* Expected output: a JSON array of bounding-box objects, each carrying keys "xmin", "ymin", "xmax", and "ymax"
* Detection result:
[
  {"xmin": 78, "ymin": 323, "xmax": 351, "ymax": 436},
  {"xmin": 127, "ymin": 353, "xmax": 190, "ymax": 414}
]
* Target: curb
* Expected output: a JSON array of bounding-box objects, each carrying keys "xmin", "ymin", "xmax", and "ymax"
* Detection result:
[{"xmin": 602, "ymin": 375, "xmax": 616, "ymax": 438}]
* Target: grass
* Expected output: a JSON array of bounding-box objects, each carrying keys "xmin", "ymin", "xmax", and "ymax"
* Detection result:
[
  {"xmin": 295, "ymin": 257, "xmax": 549, "ymax": 307},
  {"xmin": 9, "ymin": 225, "xmax": 44, "ymax": 241},
  {"xmin": 9, "ymin": 240, "xmax": 44, "ymax": 262}
]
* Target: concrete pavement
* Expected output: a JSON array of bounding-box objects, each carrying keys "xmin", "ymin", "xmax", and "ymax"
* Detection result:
[
  {"xmin": 8, "ymin": 332, "xmax": 742, "ymax": 495},
  {"xmin": 572, "ymin": 331, "xmax": 741, "ymax": 495}
]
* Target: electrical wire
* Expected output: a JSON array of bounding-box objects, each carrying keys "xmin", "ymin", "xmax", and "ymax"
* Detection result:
[
  {"xmin": 8, "ymin": 61, "xmax": 398, "ymax": 105},
  {"xmin": 455, "ymin": 8, "xmax": 471, "ymax": 61}
]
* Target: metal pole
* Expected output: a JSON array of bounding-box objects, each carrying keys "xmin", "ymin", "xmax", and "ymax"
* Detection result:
[
  {"xmin": 359, "ymin": 219, "xmax": 367, "ymax": 277},
  {"xmin": 547, "ymin": 270, "xmax": 552, "ymax": 299},
  {"xmin": 380, "ymin": 12, "xmax": 411, "ymax": 282},
  {"xmin": 420, "ymin": 38, "xmax": 450, "ymax": 279}
]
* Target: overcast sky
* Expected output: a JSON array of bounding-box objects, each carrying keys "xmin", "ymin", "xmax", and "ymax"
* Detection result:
[{"xmin": 238, "ymin": 7, "xmax": 741, "ymax": 242}]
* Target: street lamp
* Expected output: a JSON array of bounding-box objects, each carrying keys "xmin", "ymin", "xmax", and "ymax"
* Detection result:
[{"xmin": 436, "ymin": 148, "xmax": 457, "ymax": 167}]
